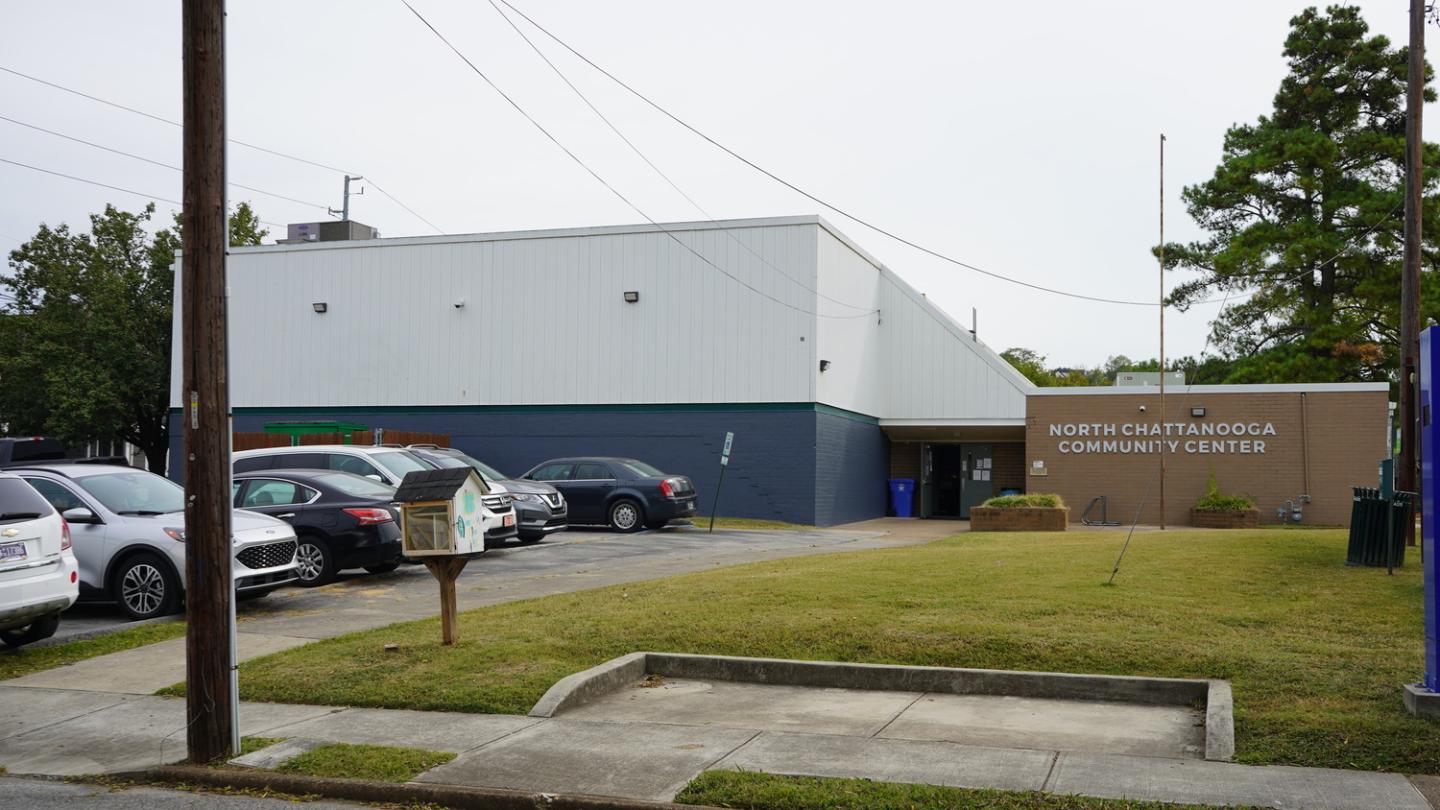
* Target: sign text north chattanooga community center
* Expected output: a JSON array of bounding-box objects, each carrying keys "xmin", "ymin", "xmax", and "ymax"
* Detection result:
[{"xmin": 1049, "ymin": 421, "xmax": 1277, "ymax": 455}]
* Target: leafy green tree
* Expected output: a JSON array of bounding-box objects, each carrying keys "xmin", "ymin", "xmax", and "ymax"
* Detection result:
[
  {"xmin": 0, "ymin": 201, "xmax": 268, "ymax": 474},
  {"xmin": 1000, "ymin": 347, "xmax": 1057, "ymax": 386},
  {"xmin": 1163, "ymin": 5, "xmax": 1440, "ymax": 383}
]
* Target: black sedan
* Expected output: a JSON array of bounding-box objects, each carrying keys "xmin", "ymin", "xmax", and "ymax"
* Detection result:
[
  {"xmin": 520, "ymin": 457, "xmax": 697, "ymax": 532},
  {"xmin": 405, "ymin": 445, "xmax": 568, "ymax": 543},
  {"xmin": 232, "ymin": 469, "xmax": 403, "ymax": 586}
]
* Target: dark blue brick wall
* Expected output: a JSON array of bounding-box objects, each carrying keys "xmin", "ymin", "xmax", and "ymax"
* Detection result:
[
  {"xmin": 168, "ymin": 405, "xmax": 890, "ymax": 526},
  {"xmin": 813, "ymin": 410, "xmax": 889, "ymax": 526}
]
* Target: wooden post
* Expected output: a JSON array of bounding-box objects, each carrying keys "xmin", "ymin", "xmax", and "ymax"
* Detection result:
[
  {"xmin": 182, "ymin": 0, "xmax": 233, "ymax": 764},
  {"xmin": 1401, "ymin": 0, "xmax": 1425, "ymax": 546},
  {"xmin": 423, "ymin": 557, "xmax": 469, "ymax": 645}
]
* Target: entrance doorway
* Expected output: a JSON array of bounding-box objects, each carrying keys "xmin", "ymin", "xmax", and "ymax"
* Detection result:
[{"xmin": 920, "ymin": 443, "xmax": 993, "ymax": 519}]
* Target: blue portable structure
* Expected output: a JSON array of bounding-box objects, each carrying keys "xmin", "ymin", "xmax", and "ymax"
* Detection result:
[{"xmin": 1414, "ymin": 326, "xmax": 1440, "ymax": 714}]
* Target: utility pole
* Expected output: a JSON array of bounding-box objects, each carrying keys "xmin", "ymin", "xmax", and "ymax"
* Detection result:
[
  {"xmin": 182, "ymin": 0, "xmax": 235, "ymax": 763},
  {"xmin": 1159, "ymin": 133, "xmax": 1167, "ymax": 531},
  {"xmin": 329, "ymin": 175, "xmax": 364, "ymax": 221},
  {"xmin": 1402, "ymin": 0, "xmax": 1425, "ymax": 546}
]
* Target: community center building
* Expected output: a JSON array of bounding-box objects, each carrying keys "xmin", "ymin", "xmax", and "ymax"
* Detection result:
[{"xmin": 169, "ymin": 215, "xmax": 1388, "ymax": 527}]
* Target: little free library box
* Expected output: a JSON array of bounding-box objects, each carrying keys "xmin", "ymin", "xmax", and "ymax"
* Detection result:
[{"xmin": 392, "ymin": 466, "xmax": 494, "ymax": 644}]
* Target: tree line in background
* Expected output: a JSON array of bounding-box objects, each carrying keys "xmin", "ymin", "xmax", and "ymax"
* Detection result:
[
  {"xmin": 0, "ymin": 202, "xmax": 266, "ymax": 475},
  {"xmin": 999, "ymin": 347, "xmax": 1231, "ymax": 388}
]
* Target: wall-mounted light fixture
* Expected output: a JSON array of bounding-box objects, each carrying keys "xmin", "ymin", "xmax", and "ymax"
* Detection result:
[
  {"xmin": 453, "ymin": 298, "xmax": 466, "ymax": 309},
  {"xmin": 1191, "ymin": 406, "xmax": 1206, "ymax": 418},
  {"xmin": 623, "ymin": 291, "xmax": 640, "ymax": 303},
  {"xmin": 312, "ymin": 302, "xmax": 328, "ymax": 314},
  {"xmin": 819, "ymin": 359, "xmax": 831, "ymax": 372}
]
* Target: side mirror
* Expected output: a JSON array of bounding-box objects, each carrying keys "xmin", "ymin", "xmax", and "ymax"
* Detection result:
[
  {"xmin": 366, "ymin": 474, "xmax": 383, "ymax": 482},
  {"xmin": 62, "ymin": 507, "xmax": 100, "ymax": 525}
]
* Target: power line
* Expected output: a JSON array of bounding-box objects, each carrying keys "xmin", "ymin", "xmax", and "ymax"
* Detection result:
[
  {"xmin": 0, "ymin": 155, "xmax": 287, "ymax": 230},
  {"xmin": 485, "ymin": 0, "xmax": 871, "ymax": 314},
  {"xmin": 365, "ymin": 179, "xmax": 446, "ymax": 235},
  {"xmin": 400, "ymin": 0, "xmax": 876, "ymax": 320},
  {"xmin": 0, "ymin": 155, "xmax": 182, "ymax": 206},
  {"xmin": 0, "ymin": 65, "xmax": 444, "ymax": 233},
  {"xmin": 492, "ymin": 0, "xmax": 1157, "ymax": 308},
  {"xmin": 0, "ymin": 113, "xmax": 333, "ymax": 212}
]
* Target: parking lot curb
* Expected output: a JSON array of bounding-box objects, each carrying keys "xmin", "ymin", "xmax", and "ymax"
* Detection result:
[
  {"xmin": 145, "ymin": 764, "xmax": 721, "ymax": 809},
  {"xmin": 25, "ymin": 614, "xmax": 182, "ymax": 651}
]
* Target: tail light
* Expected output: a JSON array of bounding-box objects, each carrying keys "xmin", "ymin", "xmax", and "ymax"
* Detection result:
[
  {"xmin": 659, "ymin": 479, "xmax": 674, "ymax": 497},
  {"xmin": 343, "ymin": 508, "xmax": 394, "ymax": 526},
  {"xmin": 60, "ymin": 519, "xmax": 72, "ymax": 551}
]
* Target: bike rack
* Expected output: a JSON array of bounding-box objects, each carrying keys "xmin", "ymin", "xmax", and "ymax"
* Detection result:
[{"xmin": 1081, "ymin": 496, "xmax": 1121, "ymax": 526}]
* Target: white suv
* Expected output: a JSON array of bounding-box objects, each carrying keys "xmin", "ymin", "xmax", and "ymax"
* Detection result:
[
  {"xmin": 0, "ymin": 472, "xmax": 78, "ymax": 647},
  {"xmin": 233, "ymin": 445, "xmax": 517, "ymax": 546}
]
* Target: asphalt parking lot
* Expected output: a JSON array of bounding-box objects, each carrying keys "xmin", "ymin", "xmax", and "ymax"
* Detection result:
[{"xmin": 41, "ymin": 522, "xmax": 917, "ymax": 645}]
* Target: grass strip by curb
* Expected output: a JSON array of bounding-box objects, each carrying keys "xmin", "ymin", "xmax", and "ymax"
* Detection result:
[
  {"xmin": 682, "ymin": 517, "xmax": 815, "ymax": 530},
  {"xmin": 145, "ymin": 764, "xmax": 723, "ymax": 809},
  {"xmin": 277, "ymin": 742, "xmax": 454, "ymax": 783},
  {"xmin": 0, "ymin": 619, "xmax": 187, "ymax": 681},
  {"xmin": 675, "ymin": 771, "xmax": 1260, "ymax": 810}
]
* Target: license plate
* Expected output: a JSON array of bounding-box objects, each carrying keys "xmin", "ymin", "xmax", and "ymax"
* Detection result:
[
  {"xmin": 503, "ymin": 514, "xmax": 515, "ymax": 527},
  {"xmin": 0, "ymin": 541, "xmax": 26, "ymax": 562}
]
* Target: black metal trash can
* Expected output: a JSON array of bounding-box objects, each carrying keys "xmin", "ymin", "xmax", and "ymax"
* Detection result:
[{"xmin": 1347, "ymin": 487, "xmax": 1415, "ymax": 567}]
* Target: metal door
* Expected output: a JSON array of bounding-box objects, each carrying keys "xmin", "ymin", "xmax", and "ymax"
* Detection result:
[
  {"xmin": 959, "ymin": 444, "xmax": 994, "ymax": 519},
  {"xmin": 920, "ymin": 444, "xmax": 935, "ymax": 518}
]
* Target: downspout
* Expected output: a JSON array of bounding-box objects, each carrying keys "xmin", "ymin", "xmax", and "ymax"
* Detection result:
[{"xmin": 1299, "ymin": 392, "xmax": 1312, "ymax": 500}]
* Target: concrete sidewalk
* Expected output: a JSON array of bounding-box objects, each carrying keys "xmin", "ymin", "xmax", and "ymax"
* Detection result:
[{"xmin": 0, "ymin": 683, "xmax": 1430, "ymax": 810}]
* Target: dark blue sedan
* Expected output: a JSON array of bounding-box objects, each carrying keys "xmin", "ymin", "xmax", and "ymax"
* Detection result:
[{"xmin": 520, "ymin": 457, "xmax": 697, "ymax": 532}]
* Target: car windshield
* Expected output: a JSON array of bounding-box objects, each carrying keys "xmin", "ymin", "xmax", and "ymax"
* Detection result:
[
  {"xmin": 452, "ymin": 452, "xmax": 508, "ymax": 482},
  {"xmin": 313, "ymin": 472, "xmax": 396, "ymax": 500},
  {"xmin": 370, "ymin": 451, "xmax": 431, "ymax": 480},
  {"xmin": 616, "ymin": 460, "xmax": 665, "ymax": 477},
  {"xmin": 77, "ymin": 471, "xmax": 184, "ymax": 515}
]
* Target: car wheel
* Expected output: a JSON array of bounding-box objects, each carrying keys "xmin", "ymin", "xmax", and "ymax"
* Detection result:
[
  {"xmin": 363, "ymin": 561, "xmax": 400, "ymax": 574},
  {"xmin": 114, "ymin": 553, "xmax": 181, "ymax": 620},
  {"xmin": 608, "ymin": 499, "xmax": 644, "ymax": 533},
  {"xmin": 0, "ymin": 612, "xmax": 61, "ymax": 648},
  {"xmin": 294, "ymin": 537, "xmax": 337, "ymax": 586}
]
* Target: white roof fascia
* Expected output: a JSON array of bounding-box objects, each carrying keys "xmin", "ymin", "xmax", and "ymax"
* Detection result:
[
  {"xmin": 879, "ymin": 418, "xmax": 1028, "ymax": 427},
  {"xmin": 1027, "ymin": 382, "xmax": 1390, "ymax": 396}
]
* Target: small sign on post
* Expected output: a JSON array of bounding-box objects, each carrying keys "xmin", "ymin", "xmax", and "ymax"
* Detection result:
[{"xmin": 709, "ymin": 432, "xmax": 734, "ymax": 533}]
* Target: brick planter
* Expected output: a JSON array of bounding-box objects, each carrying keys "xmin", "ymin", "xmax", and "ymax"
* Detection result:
[
  {"xmin": 970, "ymin": 507, "xmax": 1069, "ymax": 532},
  {"xmin": 1190, "ymin": 508, "xmax": 1260, "ymax": 529}
]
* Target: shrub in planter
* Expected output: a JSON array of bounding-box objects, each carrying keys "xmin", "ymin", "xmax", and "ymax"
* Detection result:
[
  {"xmin": 1191, "ymin": 473, "xmax": 1259, "ymax": 528},
  {"xmin": 971, "ymin": 493, "xmax": 1068, "ymax": 531}
]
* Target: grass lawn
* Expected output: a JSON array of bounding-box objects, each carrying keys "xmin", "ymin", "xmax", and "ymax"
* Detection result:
[
  {"xmin": 224, "ymin": 528, "xmax": 1435, "ymax": 773},
  {"xmin": 0, "ymin": 620, "xmax": 186, "ymax": 681},
  {"xmin": 675, "ymin": 771, "xmax": 1258, "ymax": 810},
  {"xmin": 276, "ymin": 742, "xmax": 454, "ymax": 782}
]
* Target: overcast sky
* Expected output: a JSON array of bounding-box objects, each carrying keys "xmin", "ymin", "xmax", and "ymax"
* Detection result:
[{"xmin": 0, "ymin": 1, "xmax": 1431, "ymax": 368}]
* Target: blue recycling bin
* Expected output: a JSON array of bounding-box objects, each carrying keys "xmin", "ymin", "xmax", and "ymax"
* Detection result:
[{"xmin": 889, "ymin": 478, "xmax": 916, "ymax": 518}]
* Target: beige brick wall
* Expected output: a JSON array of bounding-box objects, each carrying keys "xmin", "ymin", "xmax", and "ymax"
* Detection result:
[{"xmin": 1024, "ymin": 390, "xmax": 1388, "ymax": 526}]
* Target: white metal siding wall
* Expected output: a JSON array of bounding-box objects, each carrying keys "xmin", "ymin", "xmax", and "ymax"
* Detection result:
[
  {"xmin": 874, "ymin": 269, "xmax": 1031, "ymax": 419},
  {"xmin": 811, "ymin": 225, "xmax": 1029, "ymax": 420},
  {"xmin": 815, "ymin": 229, "xmax": 884, "ymax": 416},
  {"xmin": 171, "ymin": 222, "xmax": 819, "ymax": 408}
]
